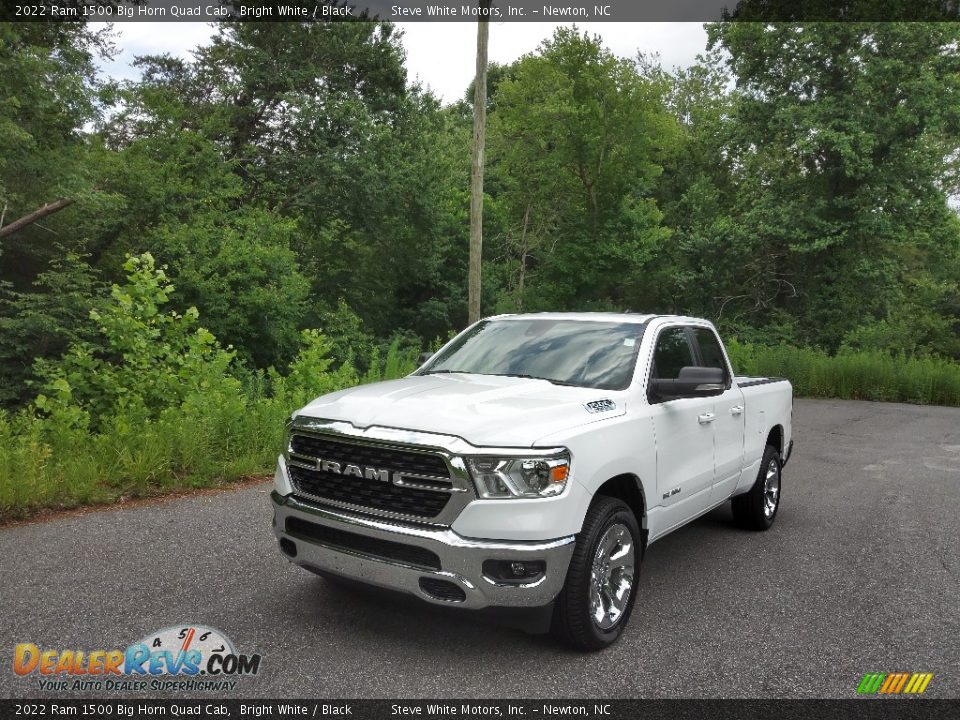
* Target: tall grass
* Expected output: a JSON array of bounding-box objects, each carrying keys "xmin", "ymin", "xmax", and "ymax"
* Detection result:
[
  {"xmin": 0, "ymin": 394, "xmax": 291, "ymax": 517},
  {"xmin": 726, "ymin": 340, "xmax": 960, "ymax": 406}
]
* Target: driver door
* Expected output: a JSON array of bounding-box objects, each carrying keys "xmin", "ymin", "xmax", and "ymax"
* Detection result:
[
  {"xmin": 691, "ymin": 327, "xmax": 746, "ymax": 501},
  {"xmin": 648, "ymin": 326, "xmax": 716, "ymax": 531}
]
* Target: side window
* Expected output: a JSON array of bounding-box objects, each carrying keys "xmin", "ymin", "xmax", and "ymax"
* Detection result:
[
  {"xmin": 693, "ymin": 328, "xmax": 730, "ymax": 384},
  {"xmin": 652, "ymin": 327, "xmax": 695, "ymax": 380}
]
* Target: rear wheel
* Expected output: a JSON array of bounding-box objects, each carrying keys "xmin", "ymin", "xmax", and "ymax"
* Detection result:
[
  {"xmin": 551, "ymin": 496, "xmax": 641, "ymax": 650},
  {"xmin": 732, "ymin": 444, "xmax": 781, "ymax": 530}
]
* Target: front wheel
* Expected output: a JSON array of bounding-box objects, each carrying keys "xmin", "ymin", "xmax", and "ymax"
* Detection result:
[
  {"xmin": 731, "ymin": 444, "xmax": 781, "ymax": 531},
  {"xmin": 551, "ymin": 496, "xmax": 641, "ymax": 651}
]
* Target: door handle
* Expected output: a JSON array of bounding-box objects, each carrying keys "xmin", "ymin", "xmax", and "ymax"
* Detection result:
[
  {"xmin": 698, "ymin": 412, "xmax": 716, "ymax": 424},
  {"xmin": 730, "ymin": 405, "xmax": 744, "ymax": 416}
]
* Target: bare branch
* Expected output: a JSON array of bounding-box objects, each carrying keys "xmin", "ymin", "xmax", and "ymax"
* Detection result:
[
  {"xmin": 32, "ymin": 222, "xmax": 60, "ymax": 236},
  {"xmin": 0, "ymin": 198, "xmax": 75, "ymax": 239}
]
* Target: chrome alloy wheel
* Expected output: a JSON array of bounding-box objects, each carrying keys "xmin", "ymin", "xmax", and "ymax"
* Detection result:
[
  {"xmin": 763, "ymin": 458, "xmax": 780, "ymax": 519},
  {"xmin": 589, "ymin": 523, "xmax": 635, "ymax": 630}
]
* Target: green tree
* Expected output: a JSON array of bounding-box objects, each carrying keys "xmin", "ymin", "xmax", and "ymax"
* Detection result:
[
  {"xmin": 645, "ymin": 51, "xmax": 743, "ymax": 318},
  {"xmin": 486, "ymin": 28, "xmax": 680, "ymax": 311},
  {"xmin": 85, "ymin": 118, "xmax": 310, "ymax": 369},
  {"xmin": 147, "ymin": 209, "xmax": 309, "ymax": 369},
  {"xmin": 707, "ymin": 22, "xmax": 960, "ymax": 352},
  {"xmin": 0, "ymin": 23, "xmax": 113, "ymax": 283},
  {"xmin": 107, "ymin": 22, "xmax": 469, "ymax": 341}
]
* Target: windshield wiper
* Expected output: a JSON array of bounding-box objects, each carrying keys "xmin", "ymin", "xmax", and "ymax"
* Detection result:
[
  {"xmin": 419, "ymin": 369, "xmax": 468, "ymax": 375},
  {"xmin": 487, "ymin": 373, "xmax": 580, "ymax": 387}
]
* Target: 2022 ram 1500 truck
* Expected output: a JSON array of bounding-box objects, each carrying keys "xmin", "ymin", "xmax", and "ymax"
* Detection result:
[{"xmin": 271, "ymin": 313, "xmax": 793, "ymax": 649}]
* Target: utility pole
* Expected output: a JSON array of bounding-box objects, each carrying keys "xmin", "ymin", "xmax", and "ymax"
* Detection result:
[{"xmin": 468, "ymin": 0, "xmax": 491, "ymax": 324}]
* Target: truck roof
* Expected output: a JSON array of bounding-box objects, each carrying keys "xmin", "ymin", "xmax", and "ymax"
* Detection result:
[{"xmin": 485, "ymin": 312, "xmax": 656, "ymax": 324}]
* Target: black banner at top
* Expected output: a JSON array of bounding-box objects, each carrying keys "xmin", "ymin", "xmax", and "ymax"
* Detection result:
[{"xmin": 2, "ymin": 0, "xmax": 960, "ymax": 22}]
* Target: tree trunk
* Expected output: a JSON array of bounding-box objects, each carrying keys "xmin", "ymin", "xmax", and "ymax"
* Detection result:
[
  {"xmin": 576, "ymin": 160, "xmax": 600, "ymax": 241},
  {"xmin": 0, "ymin": 197, "xmax": 75, "ymax": 238},
  {"xmin": 517, "ymin": 200, "xmax": 532, "ymax": 312},
  {"xmin": 468, "ymin": 2, "xmax": 491, "ymax": 325}
]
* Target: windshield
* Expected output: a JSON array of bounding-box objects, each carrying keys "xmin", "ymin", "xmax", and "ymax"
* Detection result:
[{"xmin": 419, "ymin": 318, "xmax": 647, "ymax": 390}]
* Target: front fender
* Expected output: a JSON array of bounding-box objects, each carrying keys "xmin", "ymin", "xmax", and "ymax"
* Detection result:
[
  {"xmin": 451, "ymin": 415, "xmax": 657, "ymax": 542},
  {"xmin": 537, "ymin": 414, "xmax": 657, "ymax": 530}
]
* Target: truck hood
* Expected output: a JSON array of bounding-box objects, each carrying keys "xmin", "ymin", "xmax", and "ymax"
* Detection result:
[{"xmin": 294, "ymin": 373, "xmax": 625, "ymax": 448}]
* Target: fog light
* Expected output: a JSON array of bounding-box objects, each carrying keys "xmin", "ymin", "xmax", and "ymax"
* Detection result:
[{"xmin": 482, "ymin": 559, "xmax": 547, "ymax": 585}]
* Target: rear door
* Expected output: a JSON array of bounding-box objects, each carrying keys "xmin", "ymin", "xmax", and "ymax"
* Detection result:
[
  {"xmin": 648, "ymin": 325, "xmax": 716, "ymax": 530},
  {"xmin": 690, "ymin": 326, "xmax": 745, "ymax": 500}
]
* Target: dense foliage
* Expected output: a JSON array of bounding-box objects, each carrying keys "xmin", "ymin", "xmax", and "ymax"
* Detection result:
[
  {"xmin": 1, "ymin": 20, "xmax": 959, "ymax": 517},
  {"xmin": 0, "ymin": 255, "xmax": 415, "ymax": 517}
]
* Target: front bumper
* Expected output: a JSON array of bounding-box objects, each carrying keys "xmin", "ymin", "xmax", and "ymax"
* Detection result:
[{"xmin": 271, "ymin": 491, "xmax": 575, "ymax": 610}]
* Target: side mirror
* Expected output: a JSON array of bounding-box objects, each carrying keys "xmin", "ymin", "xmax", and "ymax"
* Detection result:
[
  {"xmin": 417, "ymin": 352, "xmax": 434, "ymax": 368},
  {"xmin": 650, "ymin": 366, "xmax": 726, "ymax": 400}
]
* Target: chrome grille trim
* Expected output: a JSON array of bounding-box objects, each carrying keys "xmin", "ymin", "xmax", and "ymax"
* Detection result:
[{"xmin": 285, "ymin": 419, "xmax": 476, "ymax": 526}]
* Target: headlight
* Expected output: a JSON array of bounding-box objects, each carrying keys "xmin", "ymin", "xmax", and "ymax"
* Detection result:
[{"xmin": 466, "ymin": 452, "xmax": 570, "ymax": 498}]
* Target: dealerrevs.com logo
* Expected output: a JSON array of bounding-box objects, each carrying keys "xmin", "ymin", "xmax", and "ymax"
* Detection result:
[{"xmin": 13, "ymin": 625, "xmax": 262, "ymax": 693}]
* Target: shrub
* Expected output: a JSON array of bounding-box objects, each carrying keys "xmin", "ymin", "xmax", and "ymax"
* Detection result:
[{"xmin": 32, "ymin": 253, "xmax": 241, "ymax": 430}]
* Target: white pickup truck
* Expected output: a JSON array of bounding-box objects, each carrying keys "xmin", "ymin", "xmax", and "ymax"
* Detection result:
[{"xmin": 271, "ymin": 313, "xmax": 793, "ymax": 649}]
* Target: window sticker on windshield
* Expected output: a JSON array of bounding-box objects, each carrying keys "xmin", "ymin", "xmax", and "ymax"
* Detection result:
[{"xmin": 623, "ymin": 338, "xmax": 636, "ymax": 347}]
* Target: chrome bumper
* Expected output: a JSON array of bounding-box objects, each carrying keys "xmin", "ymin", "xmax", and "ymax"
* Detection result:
[{"xmin": 271, "ymin": 492, "xmax": 575, "ymax": 610}]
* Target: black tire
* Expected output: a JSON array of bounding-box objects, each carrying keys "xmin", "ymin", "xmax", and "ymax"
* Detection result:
[
  {"xmin": 731, "ymin": 444, "xmax": 781, "ymax": 531},
  {"xmin": 551, "ymin": 496, "xmax": 642, "ymax": 651}
]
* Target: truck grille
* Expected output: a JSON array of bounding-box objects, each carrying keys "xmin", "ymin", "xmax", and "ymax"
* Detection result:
[
  {"xmin": 290, "ymin": 434, "xmax": 449, "ymax": 478},
  {"xmin": 288, "ymin": 433, "xmax": 453, "ymax": 519}
]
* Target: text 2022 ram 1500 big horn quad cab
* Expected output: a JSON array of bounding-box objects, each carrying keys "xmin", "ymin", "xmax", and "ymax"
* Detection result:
[{"xmin": 271, "ymin": 313, "xmax": 794, "ymax": 650}]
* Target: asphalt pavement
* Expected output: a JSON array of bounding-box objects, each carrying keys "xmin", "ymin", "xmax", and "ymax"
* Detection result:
[{"xmin": 2, "ymin": 399, "xmax": 958, "ymax": 698}]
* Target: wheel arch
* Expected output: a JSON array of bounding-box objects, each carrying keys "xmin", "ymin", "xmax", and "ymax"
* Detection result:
[
  {"xmin": 766, "ymin": 424, "xmax": 784, "ymax": 456},
  {"xmin": 593, "ymin": 473, "xmax": 648, "ymax": 550}
]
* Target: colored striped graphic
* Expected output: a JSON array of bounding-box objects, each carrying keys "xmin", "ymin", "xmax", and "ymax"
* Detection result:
[{"xmin": 857, "ymin": 673, "xmax": 933, "ymax": 695}]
